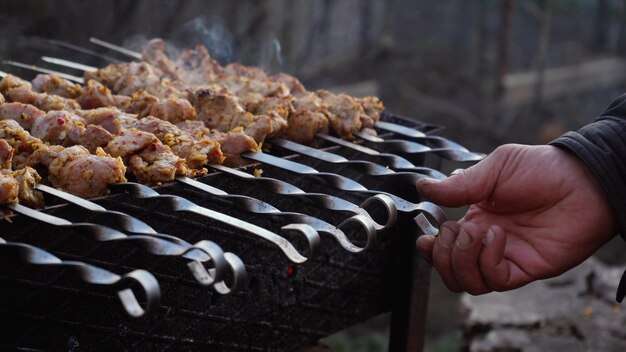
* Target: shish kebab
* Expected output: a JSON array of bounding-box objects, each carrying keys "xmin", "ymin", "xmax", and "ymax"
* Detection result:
[
  {"xmin": 0, "ymin": 75, "xmax": 386, "ymax": 256},
  {"xmin": 0, "ymin": 69, "xmax": 397, "ymax": 220}
]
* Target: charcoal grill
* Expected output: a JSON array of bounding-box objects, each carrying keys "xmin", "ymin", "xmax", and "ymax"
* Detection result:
[{"xmin": 0, "ymin": 39, "xmax": 484, "ymax": 352}]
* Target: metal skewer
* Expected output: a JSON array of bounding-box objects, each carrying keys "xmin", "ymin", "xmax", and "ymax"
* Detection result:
[
  {"xmin": 316, "ymin": 133, "xmax": 448, "ymax": 177},
  {"xmin": 46, "ymin": 39, "xmax": 123, "ymax": 64},
  {"xmin": 209, "ymin": 164, "xmax": 397, "ymax": 231},
  {"xmin": 34, "ymin": 183, "xmax": 244, "ymax": 291},
  {"xmin": 41, "ymin": 56, "xmax": 97, "ymax": 72},
  {"xmin": 270, "ymin": 138, "xmax": 442, "ymax": 188},
  {"xmin": 5, "ymin": 203, "xmax": 228, "ymax": 287},
  {"xmin": 2, "ymin": 61, "xmax": 84, "ymax": 83},
  {"xmin": 89, "ymin": 37, "xmax": 143, "ymax": 60},
  {"xmin": 353, "ymin": 131, "xmax": 486, "ymax": 162},
  {"xmin": 109, "ymin": 182, "xmax": 321, "ymax": 264},
  {"xmin": 242, "ymin": 151, "xmax": 444, "ymax": 219},
  {"xmin": 176, "ymin": 176, "xmax": 377, "ymax": 252},
  {"xmin": 0, "ymin": 236, "xmax": 160, "ymax": 318}
]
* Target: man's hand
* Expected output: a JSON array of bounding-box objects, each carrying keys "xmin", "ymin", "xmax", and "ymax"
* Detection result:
[{"xmin": 416, "ymin": 144, "xmax": 617, "ymax": 295}]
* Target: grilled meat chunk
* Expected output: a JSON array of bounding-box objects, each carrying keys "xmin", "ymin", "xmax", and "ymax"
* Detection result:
[
  {"xmin": 47, "ymin": 145, "xmax": 127, "ymax": 198},
  {"xmin": 149, "ymin": 97, "xmax": 196, "ymax": 124},
  {"xmin": 142, "ymin": 38, "xmax": 184, "ymax": 81},
  {"xmin": 105, "ymin": 129, "xmax": 189, "ymax": 184},
  {"xmin": 0, "ymin": 74, "xmax": 31, "ymax": 95},
  {"xmin": 316, "ymin": 90, "xmax": 366, "ymax": 139},
  {"xmin": 32, "ymin": 74, "xmax": 81, "ymax": 99},
  {"xmin": 0, "ymin": 102, "xmax": 46, "ymax": 130},
  {"xmin": 6, "ymin": 86, "xmax": 81, "ymax": 111},
  {"xmin": 0, "ymin": 139, "xmax": 13, "ymax": 169},
  {"xmin": 132, "ymin": 116, "xmax": 222, "ymax": 168},
  {"xmin": 0, "ymin": 169, "xmax": 19, "ymax": 205},
  {"xmin": 78, "ymin": 107, "xmax": 137, "ymax": 134},
  {"xmin": 12, "ymin": 166, "xmax": 44, "ymax": 207},
  {"xmin": 0, "ymin": 119, "xmax": 46, "ymax": 169},
  {"xmin": 281, "ymin": 110, "xmax": 329, "ymax": 144},
  {"xmin": 77, "ymin": 79, "xmax": 130, "ymax": 110}
]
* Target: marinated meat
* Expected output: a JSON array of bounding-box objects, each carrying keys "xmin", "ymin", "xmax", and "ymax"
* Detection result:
[
  {"xmin": 32, "ymin": 74, "xmax": 81, "ymax": 98},
  {"xmin": 0, "ymin": 169, "xmax": 19, "ymax": 205},
  {"xmin": 132, "ymin": 116, "xmax": 223, "ymax": 168},
  {"xmin": 104, "ymin": 129, "xmax": 189, "ymax": 184},
  {"xmin": 48, "ymin": 145, "xmax": 127, "ymax": 198},
  {"xmin": 0, "ymin": 102, "xmax": 46, "ymax": 130},
  {"xmin": 6, "ymin": 86, "xmax": 81, "ymax": 112},
  {"xmin": 0, "ymin": 139, "xmax": 14, "ymax": 169},
  {"xmin": 12, "ymin": 166, "xmax": 44, "ymax": 207}
]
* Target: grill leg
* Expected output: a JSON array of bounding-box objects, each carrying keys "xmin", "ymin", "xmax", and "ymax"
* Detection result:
[{"xmin": 388, "ymin": 224, "xmax": 431, "ymax": 352}]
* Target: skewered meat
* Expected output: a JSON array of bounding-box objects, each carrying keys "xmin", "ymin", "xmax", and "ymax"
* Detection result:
[
  {"xmin": 12, "ymin": 166, "xmax": 44, "ymax": 207},
  {"xmin": 0, "ymin": 169, "xmax": 20, "ymax": 205},
  {"xmin": 77, "ymin": 79, "xmax": 130, "ymax": 110},
  {"xmin": 0, "ymin": 102, "xmax": 46, "ymax": 130},
  {"xmin": 104, "ymin": 129, "xmax": 190, "ymax": 184},
  {"xmin": 47, "ymin": 145, "xmax": 127, "ymax": 198},
  {"xmin": 0, "ymin": 120, "xmax": 127, "ymax": 198},
  {"xmin": 0, "ymin": 139, "xmax": 13, "ymax": 169},
  {"xmin": 32, "ymin": 73, "xmax": 81, "ymax": 99},
  {"xmin": 78, "ymin": 107, "xmax": 137, "ymax": 134},
  {"xmin": 0, "ymin": 74, "xmax": 31, "ymax": 94},
  {"xmin": 6, "ymin": 86, "xmax": 81, "ymax": 111},
  {"xmin": 0, "ymin": 119, "xmax": 46, "ymax": 169},
  {"xmin": 132, "ymin": 116, "xmax": 222, "ymax": 168},
  {"xmin": 142, "ymin": 38, "xmax": 184, "ymax": 81}
]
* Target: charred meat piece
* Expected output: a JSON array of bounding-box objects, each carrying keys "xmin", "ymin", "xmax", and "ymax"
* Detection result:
[
  {"xmin": 125, "ymin": 90, "xmax": 159, "ymax": 117},
  {"xmin": 32, "ymin": 74, "xmax": 81, "ymax": 99},
  {"xmin": 177, "ymin": 120, "xmax": 258, "ymax": 163},
  {"xmin": 188, "ymin": 88, "xmax": 256, "ymax": 131},
  {"xmin": 358, "ymin": 96, "xmax": 384, "ymax": 128}
]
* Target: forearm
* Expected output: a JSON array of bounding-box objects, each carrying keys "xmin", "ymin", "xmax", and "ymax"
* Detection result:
[{"xmin": 550, "ymin": 116, "xmax": 626, "ymax": 238}]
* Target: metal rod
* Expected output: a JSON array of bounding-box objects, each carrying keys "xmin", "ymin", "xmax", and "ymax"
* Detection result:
[
  {"xmin": 41, "ymin": 56, "xmax": 97, "ymax": 72},
  {"xmin": 47, "ymin": 39, "xmax": 123, "ymax": 64},
  {"xmin": 0, "ymin": 236, "xmax": 161, "ymax": 318},
  {"xmin": 2, "ymin": 61, "xmax": 84, "ymax": 83},
  {"xmin": 89, "ymin": 37, "xmax": 142, "ymax": 60}
]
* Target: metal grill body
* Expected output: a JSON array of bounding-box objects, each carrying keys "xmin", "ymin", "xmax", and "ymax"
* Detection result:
[{"xmin": 0, "ymin": 109, "xmax": 444, "ymax": 351}]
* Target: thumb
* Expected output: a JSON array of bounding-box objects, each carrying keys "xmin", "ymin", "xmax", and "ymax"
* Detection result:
[{"xmin": 416, "ymin": 153, "xmax": 501, "ymax": 207}]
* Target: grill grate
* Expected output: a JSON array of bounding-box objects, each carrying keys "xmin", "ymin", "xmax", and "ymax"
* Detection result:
[{"xmin": 0, "ymin": 110, "xmax": 453, "ymax": 351}]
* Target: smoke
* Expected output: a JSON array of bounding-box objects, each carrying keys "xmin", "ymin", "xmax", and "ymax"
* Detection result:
[{"xmin": 169, "ymin": 17, "xmax": 235, "ymax": 64}]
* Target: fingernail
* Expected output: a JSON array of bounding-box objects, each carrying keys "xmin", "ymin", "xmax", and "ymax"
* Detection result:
[
  {"xmin": 456, "ymin": 228, "xmax": 471, "ymax": 248},
  {"xmin": 438, "ymin": 225, "xmax": 455, "ymax": 248},
  {"xmin": 483, "ymin": 228, "xmax": 495, "ymax": 245}
]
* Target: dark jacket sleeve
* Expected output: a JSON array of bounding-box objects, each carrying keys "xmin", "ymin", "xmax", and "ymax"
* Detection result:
[{"xmin": 549, "ymin": 93, "xmax": 626, "ymax": 301}]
